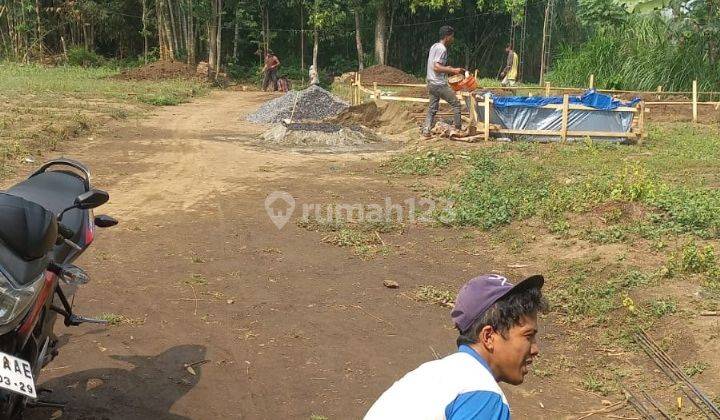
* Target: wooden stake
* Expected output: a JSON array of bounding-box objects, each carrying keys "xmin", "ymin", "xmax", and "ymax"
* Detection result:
[
  {"xmin": 545, "ymin": 82, "xmax": 550, "ymax": 97},
  {"xmin": 373, "ymin": 81, "xmax": 379, "ymax": 100},
  {"xmin": 657, "ymin": 85, "xmax": 662, "ymax": 93},
  {"xmin": 692, "ymin": 80, "xmax": 698, "ymax": 123},
  {"xmin": 637, "ymin": 102, "xmax": 645, "ymax": 144},
  {"xmin": 589, "ymin": 74, "xmax": 594, "ymax": 89},
  {"xmin": 561, "ymin": 94, "xmax": 569, "ymax": 142},
  {"xmin": 469, "ymin": 94, "xmax": 479, "ymax": 135},
  {"xmin": 357, "ymin": 73, "xmax": 363, "ymax": 104},
  {"xmin": 483, "ymin": 94, "xmax": 491, "ymax": 142},
  {"xmin": 474, "ymin": 69, "xmax": 478, "ymax": 80}
]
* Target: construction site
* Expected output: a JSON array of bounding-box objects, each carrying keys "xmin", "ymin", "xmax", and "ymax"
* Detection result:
[{"xmin": 1, "ymin": 0, "xmax": 720, "ymax": 418}]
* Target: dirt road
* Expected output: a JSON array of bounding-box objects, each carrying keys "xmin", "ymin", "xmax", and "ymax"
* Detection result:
[{"xmin": 17, "ymin": 91, "xmax": 595, "ymax": 419}]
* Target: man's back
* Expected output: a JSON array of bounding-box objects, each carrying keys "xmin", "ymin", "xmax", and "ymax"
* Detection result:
[
  {"xmin": 365, "ymin": 348, "xmax": 509, "ymax": 420},
  {"xmin": 426, "ymin": 42, "xmax": 448, "ymax": 86}
]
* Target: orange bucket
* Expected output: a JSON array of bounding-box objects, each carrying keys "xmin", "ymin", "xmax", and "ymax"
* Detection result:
[{"xmin": 449, "ymin": 75, "xmax": 477, "ymax": 92}]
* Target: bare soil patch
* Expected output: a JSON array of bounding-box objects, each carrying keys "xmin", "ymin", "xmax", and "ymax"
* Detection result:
[{"xmin": 359, "ymin": 65, "xmax": 420, "ymax": 85}]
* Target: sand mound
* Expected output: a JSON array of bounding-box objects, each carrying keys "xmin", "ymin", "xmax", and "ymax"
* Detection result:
[
  {"xmin": 258, "ymin": 122, "xmax": 396, "ymax": 153},
  {"xmin": 331, "ymin": 100, "xmax": 417, "ymax": 135},
  {"xmin": 247, "ymin": 85, "xmax": 348, "ymax": 123},
  {"xmin": 359, "ymin": 65, "xmax": 419, "ymax": 85},
  {"xmin": 115, "ymin": 60, "xmax": 196, "ymax": 81}
]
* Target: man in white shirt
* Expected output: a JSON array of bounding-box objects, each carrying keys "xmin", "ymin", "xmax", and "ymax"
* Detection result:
[
  {"xmin": 365, "ymin": 274, "xmax": 547, "ymax": 419},
  {"xmin": 422, "ymin": 25, "xmax": 465, "ymax": 137}
]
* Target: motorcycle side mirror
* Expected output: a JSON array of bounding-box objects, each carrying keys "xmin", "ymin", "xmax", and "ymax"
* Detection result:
[
  {"xmin": 58, "ymin": 189, "xmax": 109, "ymax": 221},
  {"xmin": 59, "ymin": 265, "xmax": 90, "ymax": 286},
  {"xmin": 94, "ymin": 215, "xmax": 118, "ymax": 228},
  {"xmin": 75, "ymin": 189, "xmax": 109, "ymax": 210}
]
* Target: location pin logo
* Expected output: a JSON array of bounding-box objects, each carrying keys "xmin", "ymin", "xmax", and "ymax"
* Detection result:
[{"xmin": 264, "ymin": 191, "xmax": 296, "ymax": 229}]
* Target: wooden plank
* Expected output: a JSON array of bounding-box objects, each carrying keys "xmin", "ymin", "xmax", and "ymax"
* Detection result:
[
  {"xmin": 494, "ymin": 129, "xmax": 636, "ymax": 138},
  {"xmin": 371, "ymin": 83, "xmax": 426, "ymax": 88},
  {"xmin": 483, "ymin": 94, "xmax": 491, "ymax": 141},
  {"xmin": 646, "ymin": 101, "xmax": 720, "ymax": 105},
  {"xmin": 376, "ymin": 94, "xmax": 637, "ymax": 112},
  {"xmin": 368, "ymin": 81, "xmax": 720, "ymax": 97},
  {"xmin": 561, "ymin": 94, "xmax": 569, "ymax": 142},
  {"xmin": 693, "ymin": 80, "xmax": 698, "ymax": 123}
]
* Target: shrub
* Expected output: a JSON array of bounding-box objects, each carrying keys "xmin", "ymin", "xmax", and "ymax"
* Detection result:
[{"xmin": 66, "ymin": 47, "xmax": 105, "ymax": 67}]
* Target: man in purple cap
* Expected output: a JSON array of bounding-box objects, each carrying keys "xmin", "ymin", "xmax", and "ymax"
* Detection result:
[{"xmin": 365, "ymin": 274, "xmax": 547, "ymax": 419}]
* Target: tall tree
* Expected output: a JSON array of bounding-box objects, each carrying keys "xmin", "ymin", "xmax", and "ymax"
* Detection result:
[
  {"xmin": 354, "ymin": 8, "xmax": 364, "ymax": 70},
  {"xmin": 374, "ymin": 0, "xmax": 387, "ymax": 65}
]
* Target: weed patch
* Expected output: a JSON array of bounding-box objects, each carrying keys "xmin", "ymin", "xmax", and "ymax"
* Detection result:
[
  {"xmin": 415, "ymin": 285, "xmax": 455, "ymax": 308},
  {"xmin": 384, "ymin": 150, "xmax": 458, "ymax": 175}
]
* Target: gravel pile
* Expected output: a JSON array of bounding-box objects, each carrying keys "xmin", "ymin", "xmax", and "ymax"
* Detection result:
[
  {"xmin": 247, "ymin": 85, "xmax": 349, "ymax": 123},
  {"xmin": 257, "ymin": 122, "xmax": 398, "ymax": 153}
]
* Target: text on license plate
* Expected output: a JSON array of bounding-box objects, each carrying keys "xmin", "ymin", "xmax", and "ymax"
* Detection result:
[{"xmin": 0, "ymin": 352, "xmax": 36, "ymax": 398}]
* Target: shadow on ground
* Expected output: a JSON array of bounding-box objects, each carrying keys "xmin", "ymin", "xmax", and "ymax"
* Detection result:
[{"xmin": 25, "ymin": 344, "xmax": 206, "ymax": 420}]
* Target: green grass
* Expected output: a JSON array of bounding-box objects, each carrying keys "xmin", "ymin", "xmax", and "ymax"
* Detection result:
[
  {"xmin": 0, "ymin": 63, "xmax": 207, "ymax": 102},
  {"xmin": 382, "ymin": 124, "xmax": 720, "ymax": 242},
  {"xmin": 582, "ymin": 373, "xmax": 615, "ymax": 396},
  {"xmin": 384, "ymin": 150, "xmax": 459, "ymax": 175},
  {"xmin": 682, "ymin": 361, "xmax": 709, "ymax": 377},
  {"xmin": 0, "ymin": 63, "xmax": 209, "ymax": 179}
]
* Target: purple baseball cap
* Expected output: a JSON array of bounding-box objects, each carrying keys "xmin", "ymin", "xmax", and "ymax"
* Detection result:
[{"xmin": 451, "ymin": 274, "xmax": 544, "ymax": 332}]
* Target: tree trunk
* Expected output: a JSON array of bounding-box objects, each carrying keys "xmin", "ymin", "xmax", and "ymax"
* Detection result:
[
  {"xmin": 215, "ymin": 0, "xmax": 222, "ymax": 78},
  {"xmin": 34, "ymin": 0, "xmax": 42, "ymax": 57},
  {"xmin": 187, "ymin": 0, "xmax": 195, "ymax": 65},
  {"xmin": 300, "ymin": 4, "xmax": 304, "ymax": 74},
  {"xmin": 384, "ymin": 2, "xmax": 394, "ymax": 64},
  {"xmin": 354, "ymin": 9, "xmax": 364, "ymax": 70},
  {"xmin": 167, "ymin": 0, "xmax": 179, "ymax": 57},
  {"xmin": 142, "ymin": 0, "xmax": 148, "ymax": 63},
  {"xmin": 264, "ymin": 3, "xmax": 269, "ymax": 52},
  {"xmin": 157, "ymin": 0, "xmax": 166, "ymax": 60},
  {"xmin": 208, "ymin": 23, "xmax": 216, "ymax": 70},
  {"xmin": 374, "ymin": 0, "xmax": 387, "ymax": 65},
  {"xmin": 233, "ymin": 6, "xmax": 240, "ymax": 61},
  {"xmin": 178, "ymin": 0, "xmax": 188, "ymax": 56},
  {"xmin": 312, "ymin": 28, "xmax": 318, "ymax": 73}
]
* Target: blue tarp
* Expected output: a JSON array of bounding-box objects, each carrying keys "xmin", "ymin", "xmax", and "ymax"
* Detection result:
[
  {"xmin": 491, "ymin": 89, "xmax": 640, "ymax": 111},
  {"xmin": 466, "ymin": 89, "xmax": 640, "ymax": 143}
]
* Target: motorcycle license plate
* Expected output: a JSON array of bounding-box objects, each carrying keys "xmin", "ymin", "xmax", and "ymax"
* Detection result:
[{"xmin": 0, "ymin": 352, "xmax": 36, "ymax": 398}]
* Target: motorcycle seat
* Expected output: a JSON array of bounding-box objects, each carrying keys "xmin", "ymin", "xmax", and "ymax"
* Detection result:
[
  {"xmin": 6, "ymin": 171, "xmax": 86, "ymax": 237},
  {"xmin": 0, "ymin": 193, "xmax": 58, "ymax": 261}
]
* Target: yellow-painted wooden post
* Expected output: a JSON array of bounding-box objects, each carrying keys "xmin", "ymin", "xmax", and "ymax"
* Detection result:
[
  {"xmin": 692, "ymin": 80, "xmax": 698, "ymax": 123},
  {"xmin": 483, "ymin": 94, "xmax": 491, "ymax": 141},
  {"xmin": 561, "ymin": 94, "xmax": 570, "ymax": 142},
  {"xmin": 589, "ymin": 74, "xmax": 595, "ymax": 89},
  {"xmin": 545, "ymin": 82, "xmax": 551, "ymax": 97}
]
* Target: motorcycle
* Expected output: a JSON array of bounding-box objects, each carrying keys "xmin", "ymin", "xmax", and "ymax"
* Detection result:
[{"xmin": 0, "ymin": 158, "xmax": 117, "ymax": 418}]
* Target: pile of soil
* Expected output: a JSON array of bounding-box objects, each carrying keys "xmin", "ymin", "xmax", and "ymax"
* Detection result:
[
  {"xmin": 115, "ymin": 60, "xmax": 196, "ymax": 81},
  {"xmin": 258, "ymin": 122, "xmax": 395, "ymax": 153},
  {"xmin": 331, "ymin": 101, "xmax": 417, "ymax": 135},
  {"xmin": 246, "ymin": 85, "xmax": 348, "ymax": 123},
  {"xmin": 359, "ymin": 65, "xmax": 420, "ymax": 85}
]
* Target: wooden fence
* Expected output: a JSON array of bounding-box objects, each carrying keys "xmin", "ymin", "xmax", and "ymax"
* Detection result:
[
  {"xmin": 351, "ymin": 73, "xmax": 718, "ymax": 125},
  {"xmin": 351, "ymin": 73, "xmax": 645, "ymax": 143}
]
